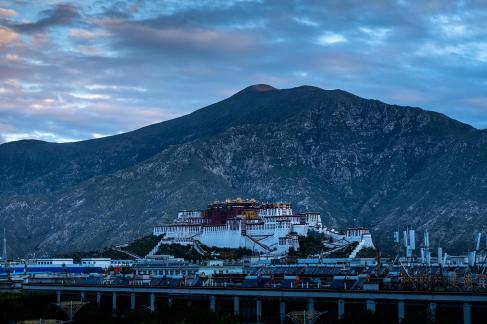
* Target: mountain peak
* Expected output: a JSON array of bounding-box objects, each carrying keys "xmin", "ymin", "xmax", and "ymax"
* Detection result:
[{"xmin": 236, "ymin": 84, "xmax": 277, "ymax": 95}]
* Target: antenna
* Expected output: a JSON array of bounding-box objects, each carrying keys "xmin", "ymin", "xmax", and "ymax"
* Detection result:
[
  {"xmin": 442, "ymin": 252, "xmax": 448, "ymax": 267},
  {"xmin": 471, "ymin": 232, "xmax": 482, "ymax": 267},
  {"xmin": 423, "ymin": 229, "xmax": 431, "ymax": 266},
  {"xmin": 475, "ymin": 233, "xmax": 482, "ymax": 252},
  {"xmin": 394, "ymin": 230, "xmax": 400, "ymax": 243},
  {"xmin": 2, "ymin": 228, "xmax": 6, "ymax": 261},
  {"xmin": 404, "ymin": 228, "xmax": 415, "ymax": 258},
  {"xmin": 409, "ymin": 229, "xmax": 415, "ymax": 250}
]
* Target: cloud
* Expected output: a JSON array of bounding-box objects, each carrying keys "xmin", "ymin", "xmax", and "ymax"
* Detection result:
[
  {"xmin": 0, "ymin": 8, "xmax": 16, "ymax": 17},
  {"xmin": 293, "ymin": 17, "xmax": 319, "ymax": 27},
  {"xmin": 1, "ymin": 0, "xmax": 487, "ymax": 144},
  {"xmin": 5, "ymin": 4, "xmax": 79, "ymax": 33},
  {"xmin": 0, "ymin": 122, "xmax": 16, "ymax": 143},
  {"xmin": 103, "ymin": 19, "xmax": 257, "ymax": 59},
  {"xmin": 416, "ymin": 41, "xmax": 487, "ymax": 63},
  {"xmin": 431, "ymin": 14, "xmax": 467, "ymax": 37},
  {"xmin": 0, "ymin": 26, "xmax": 18, "ymax": 46},
  {"xmin": 5, "ymin": 53, "xmax": 19, "ymax": 61},
  {"xmin": 0, "ymin": 90, "xmax": 181, "ymax": 143},
  {"xmin": 68, "ymin": 28, "xmax": 98, "ymax": 40},
  {"xmin": 71, "ymin": 92, "xmax": 111, "ymax": 100},
  {"xmin": 317, "ymin": 32, "xmax": 347, "ymax": 45},
  {"xmin": 359, "ymin": 27, "xmax": 391, "ymax": 44}
]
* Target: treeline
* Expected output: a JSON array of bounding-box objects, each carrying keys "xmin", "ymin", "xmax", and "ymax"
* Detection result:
[{"xmin": 55, "ymin": 249, "xmax": 129, "ymax": 261}]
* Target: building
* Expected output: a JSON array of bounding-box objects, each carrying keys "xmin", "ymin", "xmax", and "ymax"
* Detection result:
[
  {"xmin": 111, "ymin": 259, "xmax": 134, "ymax": 268},
  {"xmin": 28, "ymin": 258, "xmax": 74, "ymax": 265},
  {"xmin": 81, "ymin": 258, "xmax": 112, "ymax": 269},
  {"xmin": 153, "ymin": 198, "xmax": 375, "ymax": 256},
  {"xmin": 80, "ymin": 258, "xmax": 135, "ymax": 269}
]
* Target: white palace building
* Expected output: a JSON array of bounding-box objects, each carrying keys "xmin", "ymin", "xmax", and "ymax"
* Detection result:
[{"xmin": 153, "ymin": 198, "xmax": 374, "ymax": 256}]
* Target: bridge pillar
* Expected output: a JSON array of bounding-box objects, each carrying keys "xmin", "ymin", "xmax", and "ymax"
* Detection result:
[
  {"xmin": 279, "ymin": 300, "xmax": 286, "ymax": 324},
  {"xmin": 149, "ymin": 293, "xmax": 155, "ymax": 312},
  {"xmin": 233, "ymin": 296, "xmax": 239, "ymax": 316},
  {"xmin": 56, "ymin": 290, "xmax": 61, "ymax": 304},
  {"xmin": 429, "ymin": 302, "xmax": 437, "ymax": 322},
  {"xmin": 112, "ymin": 292, "xmax": 117, "ymax": 313},
  {"xmin": 96, "ymin": 292, "xmax": 101, "ymax": 308},
  {"xmin": 366, "ymin": 300, "xmax": 376, "ymax": 314},
  {"xmin": 398, "ymin": 301, "xmax": 405, "ymax": 323},
  {"xmin": 80, "ymin": 291, "xmax": 85, "ymax": 302},
  {"xmin": 307, "ymin": 298, "xmax": 315, "ymax": 317},
  {"xmin": 209, "ymin": 295, "xmax": 216, "ymax": 312},
  {"xmin": 463, "ymin": 303, "xmax": 471, "ymax": 324},
  {"xmin": 256, "ymin": 299, "xmax": 262, "ymax": 323},
  {"xmin": 338, "ymin": 299, "xmax": 345, "ymax": 319},
  {"xmin": 130, "ymin": 293, "xmax": 136, "ymax": 311}
]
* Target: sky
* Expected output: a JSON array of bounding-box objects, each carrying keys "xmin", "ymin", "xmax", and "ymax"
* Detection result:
[{"xmin": 0, "ymin": 0, "xmax": 487, "ymax": 143}]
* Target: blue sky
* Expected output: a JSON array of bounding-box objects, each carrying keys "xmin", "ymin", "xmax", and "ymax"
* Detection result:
[{"xmin": 0, "ymin": 0, "xmax": 486, "ymax": 143}]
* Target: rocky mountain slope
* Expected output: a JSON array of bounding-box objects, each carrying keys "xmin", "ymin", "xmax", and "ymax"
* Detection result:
[{"xmin": 1, "ymin": 84, "xmax": 486, "ymax": 257}]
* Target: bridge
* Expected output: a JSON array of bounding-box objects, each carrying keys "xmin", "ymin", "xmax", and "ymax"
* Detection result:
[{"xmin": 22, "ymin": 283, "xmax": 487, "ymax": 323}]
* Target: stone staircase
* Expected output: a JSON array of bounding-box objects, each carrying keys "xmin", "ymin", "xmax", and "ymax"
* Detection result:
[
  {"xmin": 145, "ymin": 238, "xmax": 166, "ymax": 258},
  {"xmin": 191, "ymin": 239, "xmax": 207, "ymax": 256},
  {"xmin": 320, "ymin": 241, "xmax": 354, "ymax": 257},
  {"xmin": 112, "ymin": 246, "xmax": 142, "ymax": 260},
  {"xmin": 348, "ymin": 240, "xmax": 366, "ymax": 258},
  {"xmin": 243, "ymin": 234, "xmax": 271, "ymax": 253}
]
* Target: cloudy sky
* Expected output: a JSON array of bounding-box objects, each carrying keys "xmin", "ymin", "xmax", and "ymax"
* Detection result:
[{"xmin": 0, "ymin": 0, "xmax": 486, "ymax": 143}]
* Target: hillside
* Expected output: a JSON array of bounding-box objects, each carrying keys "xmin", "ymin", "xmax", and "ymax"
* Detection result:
[{"xmin": 1, "ymin": 84, "xmax": 486, "ymax": 257}]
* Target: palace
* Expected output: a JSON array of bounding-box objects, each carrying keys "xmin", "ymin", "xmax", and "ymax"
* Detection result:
[{"xmin": 153, "ymin": 198, "xmax": 374, "ymax": 256}]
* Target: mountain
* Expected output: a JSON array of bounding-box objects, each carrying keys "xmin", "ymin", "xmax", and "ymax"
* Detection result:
[{"xmin": 1, "ymin": 84, "xmax": 486, "ymax": 257}]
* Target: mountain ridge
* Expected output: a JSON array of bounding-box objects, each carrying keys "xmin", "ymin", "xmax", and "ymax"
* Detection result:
[{"xmin": 0, "ymin": 84, "xmax": 485, "ymax": 257}]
